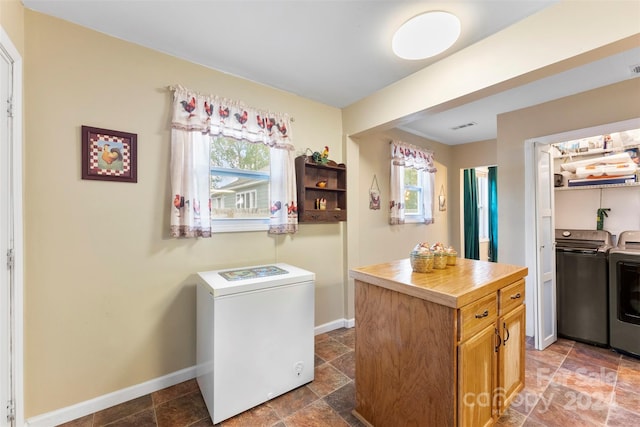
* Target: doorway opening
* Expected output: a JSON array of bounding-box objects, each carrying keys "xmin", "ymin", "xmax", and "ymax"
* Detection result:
[
  {"xmin": 524, "ymin": 117, "xmax": 640, "ymax": 350},
  {"xmin": 461, "ymin": 166, "xmax": 498, "ymax": 262}
]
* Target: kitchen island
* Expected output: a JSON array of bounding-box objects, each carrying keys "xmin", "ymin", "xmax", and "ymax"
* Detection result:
[{"xmin": 349, "ymin": 258, "xmax": 528, "ymax": 427}]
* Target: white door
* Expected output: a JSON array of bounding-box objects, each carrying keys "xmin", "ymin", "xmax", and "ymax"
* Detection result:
[
  {"xmin": 0, "ymin": 26, "xmax": 20, "ymax": 427},
  {"xmin": 1, "ymin": 41, "xmax": 13, "ymax": 427},
  {"xmin": 534, "ymin": 142, "xmax": 556, "ymax": 350}
]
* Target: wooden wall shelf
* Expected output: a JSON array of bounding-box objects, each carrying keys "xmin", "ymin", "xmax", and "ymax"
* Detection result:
[{"xmin": 295, "ymin": 156, "xmax": 347, "ymax": 223}]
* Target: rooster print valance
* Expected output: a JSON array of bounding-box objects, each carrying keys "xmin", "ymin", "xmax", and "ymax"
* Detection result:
[
  {"xmin": 171, "ymin": 84, "xmax": 293, "ymax": 150},
  {"xmin": 391, "ymin": 141, "xmax": 437, "ymax": 173}
]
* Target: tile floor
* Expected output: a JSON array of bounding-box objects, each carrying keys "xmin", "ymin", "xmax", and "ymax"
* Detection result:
[{"xmin": 58, "ymin": 328, "xmax": 640, "ymax": 427}]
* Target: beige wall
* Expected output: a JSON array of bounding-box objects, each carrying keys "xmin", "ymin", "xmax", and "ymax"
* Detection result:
[
  {"xmin": 343, "ymin": 129, "xmax": 450, "ymax": 320},
  {"xmin": 24, "ymin": 10, "xmax": 344, "ymax": 416},
  {"xmin": 355, "ymin": 129, "xmax": 450, "ymax": 267},
  {"xmin": 0, "ymin": 0, "xmax": 24, "ymax": 55}
]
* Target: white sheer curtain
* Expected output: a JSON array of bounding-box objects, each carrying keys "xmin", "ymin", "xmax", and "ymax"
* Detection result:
[
  {"xmin": 389, "ymin": 140, "xmax": 437, "ymax": 225},
  {"xmin": 170, "ymin": 128, "xmax": 212, "ymax": 237},
  {"xmin": 170, "ymin": 85, "xmax": 298, "ymax": 237}
]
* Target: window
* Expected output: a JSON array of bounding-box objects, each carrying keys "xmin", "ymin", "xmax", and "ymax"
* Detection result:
[
  {"xmin": 476, "ymin": 168, "xmax": 489, "ymax": 240},
  {"xmin": 210, "ymin": 137, "xmax": 271, "ymax": 231},
  {"xmin": 235, "ymin": 190, "xmax": 258, "ymax": 209},
  {"xmin": 404, "ymin": 168, "xmax": 423, "ymax": 219},
  {"xmin": 389, "ymin": 141, "xmax": 436, "ymax": 225}
]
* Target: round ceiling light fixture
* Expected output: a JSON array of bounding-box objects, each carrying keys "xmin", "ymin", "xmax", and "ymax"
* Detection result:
[{"xmin": 392, "ymin": 11, "xmax": 461, "ymax": 60}]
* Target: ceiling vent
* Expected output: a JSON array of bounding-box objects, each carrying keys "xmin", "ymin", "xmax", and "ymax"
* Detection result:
[
  {"xmin": 450, "ymin": 121, "xmax": 477, "ymax": 131},
  {"xmin": 630, "ymin": 64, "xmax": 640, "ymax": 75}
]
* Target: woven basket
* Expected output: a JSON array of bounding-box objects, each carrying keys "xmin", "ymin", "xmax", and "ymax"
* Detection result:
[
  {"xmin": 447, "ymin": 252, "xmax": 458, "ymax": 266},
  {"xmin": 410, "ymin": 251, "xmax": 434, "ymax": 273},
  {"xmin": 433, "ymin": 252, "xmax": 448, "ymax": 269}
]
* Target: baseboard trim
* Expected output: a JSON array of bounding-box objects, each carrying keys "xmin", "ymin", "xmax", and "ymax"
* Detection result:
[
  {"xmin": 25, "ymin": 366, "xmax": 197, "ymax": 427},
  {"xmin": 26, "ymin": 318, "xmax": 355, "ymax": 426},
  {"xmin": 314, "ymin": 318, "xmax": 354, "ymax": 335}
]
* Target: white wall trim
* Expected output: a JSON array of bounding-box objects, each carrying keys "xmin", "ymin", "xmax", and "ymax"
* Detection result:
[
  {"xmin": 25, "ymin": 366, "xmax": 197, "ymax": 427},
  {"xmin": 314, "ymin": 318, "xmax": 354, "ymax": 335},
  {"xmin": 25, "ymin": 318, "xmax": 354, "ymax": 426}
]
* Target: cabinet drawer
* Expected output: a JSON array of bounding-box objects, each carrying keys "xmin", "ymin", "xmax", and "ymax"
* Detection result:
[
  {"xmin": 326, "ymin": 209, "xmax": 346, "ymax": 222},
  {"xmin": 458, "ymin": 293, "xmax": 498, "ymax": 343},
  {"xmin": 300, "ymin": 209, "xmax": 346, "ymax": 222},
  {"xmin": 499, "ymin": 279, "xmax": 525, "ymax": 315}
]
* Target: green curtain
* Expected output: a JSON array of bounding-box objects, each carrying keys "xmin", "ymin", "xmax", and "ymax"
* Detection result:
[
  {"xmin": 488, "ymin": 166, "xmax": 498, "ymax": 262},
  {"xmin": 463, "ymin": 169, "xmax": 479, "ymax": 260}
]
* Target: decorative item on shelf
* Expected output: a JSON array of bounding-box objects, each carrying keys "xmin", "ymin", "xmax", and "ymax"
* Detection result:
[
  {"xmin": 302, "ymin": 146, "xmax": 340, "ymax": 166},
  {"xmin": 316, "ymin": 180, "xmax": 327, "ymax": 188},
  {"xmin": 321, "ymin": 146, "xmax": 329, "ymax": 164},
  {"xmin": 302, "ymin": 148, "xmax": 317, "ymax": 164},
  {"xmin": 369, "ymin": 174, "xmax": 380, "ymax": 210},
  {"xmin": 314, "ymin": 198, "xmax": 327, "ymax": 210},
  {"xmin": 312, "ymin": 151, "xmax": 322, "ymax": 163}
]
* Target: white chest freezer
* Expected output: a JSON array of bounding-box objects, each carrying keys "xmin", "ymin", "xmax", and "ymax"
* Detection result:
[{"xmin": 195, "ymin": 263, "xmax": 315, "ymax": 424}]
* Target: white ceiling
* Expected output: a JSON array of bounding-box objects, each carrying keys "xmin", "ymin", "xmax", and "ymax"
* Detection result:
[
  {"xmin": 22, "ymin": 0, "xmax": 640, "ymax": 145},
  {"xmin": 400, "ymin": 47, "xmax": 640, "ymax": 144}
]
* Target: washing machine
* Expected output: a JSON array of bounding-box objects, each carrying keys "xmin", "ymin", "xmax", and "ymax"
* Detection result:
[{"xmin": 609, "ymin": 231, "xmax": 640, "ymax": 358}]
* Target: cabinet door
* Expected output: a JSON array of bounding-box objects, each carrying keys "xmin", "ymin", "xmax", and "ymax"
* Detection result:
[
  {"xmin": 458, "ymin": 323, "xmax": 497, "ymax": 427},
  {"xmin": 497, "ymin": 304, "xmax": 525, "ymax": 414}
]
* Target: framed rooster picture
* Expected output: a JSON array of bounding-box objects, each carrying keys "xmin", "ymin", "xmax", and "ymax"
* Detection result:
[{"xmin": 81, "ymin": 125, "xmax": 137, "ymax": 183}]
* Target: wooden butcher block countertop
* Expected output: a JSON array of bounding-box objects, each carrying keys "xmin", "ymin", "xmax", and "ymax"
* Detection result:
[{"xmin": 349, "ymin": 257, "xmax": 528, "ymax": 309}]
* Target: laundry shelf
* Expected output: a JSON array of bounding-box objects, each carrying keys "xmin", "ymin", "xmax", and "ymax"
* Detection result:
[{"xmin": 555, "ymin": 181, "xmax": 640, "ymax": 191}]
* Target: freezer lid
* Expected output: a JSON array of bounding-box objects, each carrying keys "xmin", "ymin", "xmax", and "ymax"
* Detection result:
[{"xmin": 196, "ymin": 263, "xmax": 315, "ymax": 296}]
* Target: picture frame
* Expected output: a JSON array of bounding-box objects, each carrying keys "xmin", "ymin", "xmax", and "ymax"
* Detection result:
[{"xmin": 81, "ymin": 125, "xmax": 137, "ymax": 183}]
